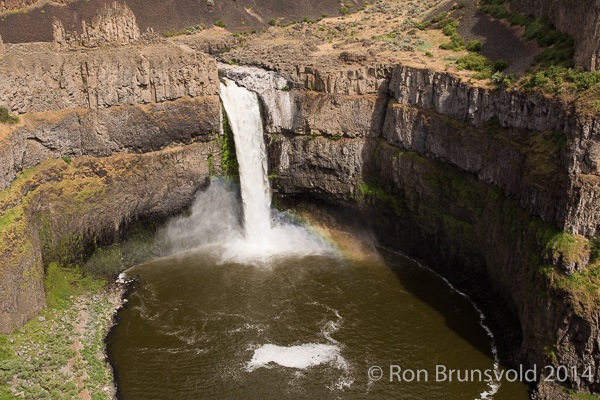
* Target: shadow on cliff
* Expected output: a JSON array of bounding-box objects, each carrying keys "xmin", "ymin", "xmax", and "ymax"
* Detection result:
[{"xmin": 357, "ymin": 89, "xmax": 520, "ymax": 366}]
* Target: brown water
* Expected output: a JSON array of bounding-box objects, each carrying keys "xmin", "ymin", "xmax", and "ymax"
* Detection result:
[{"xmin": 107, "ymin": 247, "xmax": 529, "ymax": 399}]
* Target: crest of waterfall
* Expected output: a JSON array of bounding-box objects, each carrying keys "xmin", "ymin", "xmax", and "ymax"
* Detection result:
[{"xmin": 219, "ymin": 63, "xmax": 297, "ymax": 133}]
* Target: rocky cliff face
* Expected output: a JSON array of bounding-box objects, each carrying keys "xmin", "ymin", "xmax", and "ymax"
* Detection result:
[
  {"xmin": 229, "ymin": 63, "xmax": 600, "ymax": 237},
  {"xmin": 0, "ymin": 41, "xmax": 221, "ymax": 333},
  {"xmin": 508, "ymin": 0, "xmax": 600, "ymax": 71},
  {"xmin": 0, "ymin": 42, "xmax": 217, "ymax": 114},
  {"xmin": 0, "ymin": 41, "xmax": 220, "ymax": 190},
  {"xmin": 223, "ymin": 63, "xmax": 600, "ymax": 396},
  {"xmin": 0, "ymin": 0, "xmax": 74, "ymax": 12},
  {"xmin": 0, "ymin": 142, "xmax": 220, "ymax": 333}
]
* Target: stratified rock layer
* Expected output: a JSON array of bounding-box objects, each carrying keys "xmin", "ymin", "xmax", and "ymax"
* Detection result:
[{"xmin": 0, "ymin": 42, "xmax": 221, "ymax": 334}]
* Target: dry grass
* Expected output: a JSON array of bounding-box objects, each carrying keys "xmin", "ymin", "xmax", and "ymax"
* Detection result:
[{"xmin": 206, "ymin": 0, "xmax": 489, "ymax": 81}]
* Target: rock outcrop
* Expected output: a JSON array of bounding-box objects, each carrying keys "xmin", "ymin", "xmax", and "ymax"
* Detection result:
[
  {"xmin": 0, "ymin": 42, "xmax": 218, "ymax": 114},
  {"xmin": 51, "ymin": 2, "xmax": 161, "ymax": 50},
  {"xmin": 0, "ymin": 0, "xmax": 74, "ymax": 12},
  {"xmin": 79, "ymin": 2, "xmax": 141, "ymax": 48},
  {"xmin": 508, "ymin": 0, "xmax": 600, "ymax": 71},
  {"xmin": 0, "ymin": 141, "xmax": 220, "ymax": 334}
]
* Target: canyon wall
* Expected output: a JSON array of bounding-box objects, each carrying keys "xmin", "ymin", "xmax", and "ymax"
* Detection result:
[
  {"xmin": 0, "ymin": 42, "xmax": 221, "ymax": 333},
  {"xmin": 0, "ymin": 0, "xmax": 75, "ymax": 12},
  {"xmin": 0, "ymin": 35, "xmax": 598, "ymax": 398},
  {"xmin": 508, "ymin": 0, "xmax": 600, "ymax": 71},
  {"xmin": 222, "ymin": 63, "xmax": 600, "ymax": 396}
]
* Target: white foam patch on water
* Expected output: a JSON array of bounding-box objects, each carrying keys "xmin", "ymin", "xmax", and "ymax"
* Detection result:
[{"xmin": 246, "ymin": 343, "xmax": 346, "ymax": 371}]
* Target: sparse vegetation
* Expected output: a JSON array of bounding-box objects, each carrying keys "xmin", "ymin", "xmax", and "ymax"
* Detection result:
[
  {"xmin": 523, "ymin": 66, "xmax": 600, "ymax": 94},
  {"xmin": 214, "ymin": 19, "xmax": 226, "ymax": 28},
  {"xmin": 483, "ymin": 116, "xmax": 502, "ymax": 135},
  {"xmin": 0, "ymin": 106, "xmax": 19, "ymax": 125},
  {"xmin": 480, "ymin": 0, "xmax": 574, "ymax": 68},
  {"xmin": 163, "ymin": 24, "xmax": 203, "ymax": 37},
  {"xmin": 0, "ymin": 262, "xmax": 115, "ymax": 399},
  {"xmin": 220, "ymin": 108, "xmax": 239, "ymax": 176},
  {"xmin": 358, "ymin": 182, "xmax": 404, "ymax": 217},
  {"xmin": 473, "ymin": 0, "xmax": 600, "ymax": 96}
]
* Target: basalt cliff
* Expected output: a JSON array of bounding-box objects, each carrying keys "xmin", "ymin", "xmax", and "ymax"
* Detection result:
[
  {"xmin": 0, "ymin": 40, "xmax": 221, "ymax": 333},
  {"xmin": 0, "ymin": 1, "xmax": 599, "ymax": 399}
]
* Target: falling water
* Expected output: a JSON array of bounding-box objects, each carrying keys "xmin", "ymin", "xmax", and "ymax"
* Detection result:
[
  {"xmin": 216, "ymin": 78, "xmax": 332, "ymax": 263},
  {"xmin": 219, "ymin": 78, "xmax": 272, "ymax": 244},
  {"xmin": 157, "ymin": 78, "xmax": 331, "ymax": 263}
]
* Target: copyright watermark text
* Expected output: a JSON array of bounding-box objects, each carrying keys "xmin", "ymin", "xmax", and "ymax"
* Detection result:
[{"xmin": 368, "ymin": 364, "xmax": 595, "ymax": 384}]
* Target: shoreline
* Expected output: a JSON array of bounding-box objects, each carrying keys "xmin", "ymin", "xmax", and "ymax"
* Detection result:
[{"xmin": 0, "ymin": 265, "xmax": 126, "ymax": 399}]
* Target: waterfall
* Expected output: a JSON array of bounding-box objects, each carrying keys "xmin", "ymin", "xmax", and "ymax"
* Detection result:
[
  {"xmin": 156, "ymin": 77, "xmax": 332, "ymax": 264},
  {"xmin": 219, "ymin": 78, "xmax": 272, "ymax": 244}
]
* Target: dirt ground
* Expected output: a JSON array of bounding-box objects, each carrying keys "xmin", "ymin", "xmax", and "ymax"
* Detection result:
[{"xmin": 0, "ymin": 0, "xmax": 365, "ymax": 43}]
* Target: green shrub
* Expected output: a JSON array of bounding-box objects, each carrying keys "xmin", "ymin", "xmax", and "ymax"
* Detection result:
[
  {"xmin": 268, "ymin": 19, "xmax": 277, "ymax": 26},
  {"xmin": 415, "ymin": 21, "xmax": 431, "ymax": 30},
  {"xmin": 493, "ymin": 59, "xmax": 508, "ymax": 71},
  {"xmin": 440, "ymin": 39, "xmax": 464, "ymax": 51},
  {"xmin": 523, "ymin": 66, "xmax": 600, "ymax": 94},
  {"xmin": 456, "ymin": 53, "xmax": 492, "ymax": 71},
  {"xmin": 456, "ymin": 54, "xmax": 507, "ymax": 80},
  {"xmin": 214, "ymin": 19, "xmax": 226, "ymax": 28},
  {"xmin": 339, "ymin": 5, "xmax": 350, "ymax": 15},
  {"xmin": 0, "ymin": 106, "xmax": 18, "ymax": 125},
  {"xmin": 491, "ymin": 71, "xmax": 513, "ymax": 86},
  {"xmin": 508, "ymin": 13, "xmax": 532, "ymax": 26},
  {"xmin": 466, "ymin": 40, "xmax": 482, "ymax": 52},
  {"xmin": 480, "ymin": 4, "xmax": 511, "ymax": 19}
]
